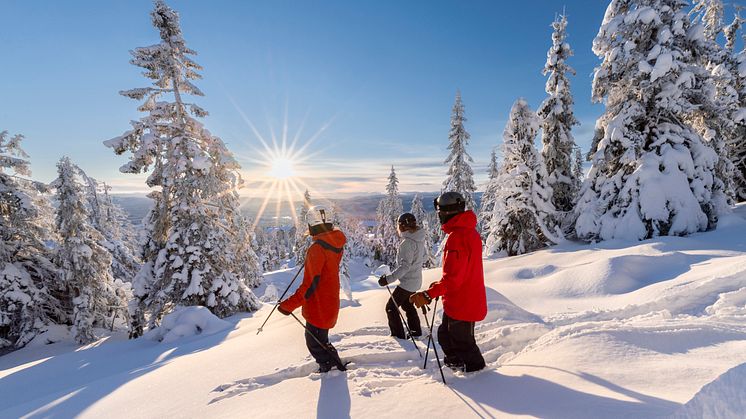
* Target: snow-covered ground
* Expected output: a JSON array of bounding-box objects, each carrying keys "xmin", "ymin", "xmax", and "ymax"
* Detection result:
[{"xmin": 3, "ymin": 206, "xmax": 746, "ymax": 418}]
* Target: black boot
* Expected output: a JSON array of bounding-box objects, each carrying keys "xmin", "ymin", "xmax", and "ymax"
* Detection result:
[{"xmin": 316, "ymin": 361, "xmax": 333, "ymax": 373}]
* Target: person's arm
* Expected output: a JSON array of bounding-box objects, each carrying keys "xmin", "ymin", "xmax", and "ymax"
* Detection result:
[
  {"xmin": 386, "ymin": 239, "xmax": 415, "ymax": 284},
  {"xmin": 426, "ymin": 236, "xmax": 468, "ymax": 299},
  {"xmin": 279, "ymin": 244, "xmax": 325, "ymax": 313}
]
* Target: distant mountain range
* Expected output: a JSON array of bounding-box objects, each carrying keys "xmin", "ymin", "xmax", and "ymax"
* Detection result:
[{"xmin": 112, "ymin": 192, "xmax": 483, "ymax": 226}]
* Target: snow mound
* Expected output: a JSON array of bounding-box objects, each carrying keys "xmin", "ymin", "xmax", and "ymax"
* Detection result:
[
  {"xmin": 499, "ymin": 250, "xmax": 695, "ymax": 298},
  {"xmin": 673, "ymin": 363, "xmax": 746, "ymax": 418},
  {"xmin": 26, "ymin": 325, "xmax": 72, "ymax": 347},
  {"xmin": 145, "ymin": 306, "xmax": 231, "ymax": 343},
  {"xmin": 483, "ymin": 287, "xmax": 544, "ymax": 325},
  {"xmin": 260, "ymin": 283, "xmax": 279, "ymax": 303}
]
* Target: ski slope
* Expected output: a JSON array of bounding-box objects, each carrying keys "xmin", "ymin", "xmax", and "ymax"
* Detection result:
[{"xmin": 3, "ymin": 206, "xmax": 746, "ymax": 418}]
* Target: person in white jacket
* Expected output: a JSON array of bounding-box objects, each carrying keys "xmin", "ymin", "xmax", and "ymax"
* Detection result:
[{"xmin": 378, "ymin": 212, "xmax": 427, "ymax": 339}]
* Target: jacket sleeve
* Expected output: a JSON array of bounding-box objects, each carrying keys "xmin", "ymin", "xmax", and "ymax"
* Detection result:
[
  {"xmin": 280, "ymin": 244, "xmax": 326, "ymax": 313},
  {"xmin": 427, "ymin": 236, "xmax": 468, "ymax": 299},
  {"xmin": 387, "ymin": 239, "xmax": 414, "ymax": 284}
]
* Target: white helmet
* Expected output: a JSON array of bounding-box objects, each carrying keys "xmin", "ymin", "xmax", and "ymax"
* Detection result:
[{"xmin": 307, "ymin": 205, "xmax": 332, "ymax": 227}]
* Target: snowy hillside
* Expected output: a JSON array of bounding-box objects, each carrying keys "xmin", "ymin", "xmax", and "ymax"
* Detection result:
[{"xmin": 3, "ymin": 206, "xmax": 746, "ymax": 418}]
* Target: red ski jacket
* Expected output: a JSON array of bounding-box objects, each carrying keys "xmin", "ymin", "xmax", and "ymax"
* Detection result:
[
  {"xmin": 280, "ymin": 229, "xmax": 346, "ymax": 329},
  {"xmin": 426, "ymin": 210, "xmax": 487, "ymax": 322}
]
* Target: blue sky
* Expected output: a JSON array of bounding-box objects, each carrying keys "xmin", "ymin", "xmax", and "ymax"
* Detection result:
[{"xmin": 0, "ymin": 1, "xmax": 741, "ymax": 196}]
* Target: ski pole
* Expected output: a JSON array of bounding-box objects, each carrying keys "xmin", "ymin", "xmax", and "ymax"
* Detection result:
[
  {"xmin": 422, "ymin": 305, "xmax": 432, "ymax": 368},
  {"xmin": 256, "ymin": 265, "xmax": 304, "ymax": 334},
  {"xmin": 421, "ymin": 298, "xmax": 446, "ymax": 385},
  {"xmin": 386, "ymin": 284, "xmax": 423, "ymax": 358},
  {"xmin": 289, "ymin": 312, "xmax": 347, "ymax": 371}
]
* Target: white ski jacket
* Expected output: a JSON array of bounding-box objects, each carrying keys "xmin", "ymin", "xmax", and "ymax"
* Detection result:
[{"xmin": 386, "ymin": 228, "xmax": 427, "ymax": 292}]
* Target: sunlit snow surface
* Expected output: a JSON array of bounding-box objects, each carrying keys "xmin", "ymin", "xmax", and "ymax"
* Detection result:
[{"xmin": 2, "ymin": 205, "xmax": 746, "ymax": 418}]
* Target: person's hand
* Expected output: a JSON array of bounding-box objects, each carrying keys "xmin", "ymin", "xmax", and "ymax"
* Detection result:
[
  {"xmin": 409, "ymin": 291, "xmax": 432, "ymax": 308},
  {"xmin": 278, "ymin": 302, "xmax": 292, "ymax": 316},
  {"xmin": 378, "ymin": 275, "xmax": 388, "ymax": 287}
]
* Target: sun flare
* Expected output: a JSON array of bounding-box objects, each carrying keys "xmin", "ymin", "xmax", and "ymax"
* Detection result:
[
  {"xmin": 231, "ymin": 100, "xmax": 337, "ymax": 229},
  {"xmin": 268, "ymin": 157, "xmax": 296, "ymax": 180}
]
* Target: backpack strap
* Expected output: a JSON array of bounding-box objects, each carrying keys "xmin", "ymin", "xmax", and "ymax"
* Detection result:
[{"xmin": 313, "ymin": 239, "xmax": 343, "ymax": 254}]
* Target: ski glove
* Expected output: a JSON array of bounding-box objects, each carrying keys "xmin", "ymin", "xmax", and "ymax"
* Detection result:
[
  {"xmin": 278, "ymin": 302, "xmax": 292, "ymax": 316},
  {"xmin": 378, "ymin": 275, "xmax": 388, "ymax": 287},
  {"xmin": 409, "ymin": 291, "xmax": 432, "ymax": 308}
]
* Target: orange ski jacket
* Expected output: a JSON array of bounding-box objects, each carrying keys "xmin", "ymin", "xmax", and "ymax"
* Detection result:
[{"xmin": 280, "ymin": 229, "xmax": 347, "ymax": 329}]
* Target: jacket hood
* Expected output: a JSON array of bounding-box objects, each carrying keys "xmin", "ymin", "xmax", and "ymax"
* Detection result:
[
  {"xmin": 442, "ymin": 210, "xmax": 477, "ymax": 234},
  {"xmin": 313, "ymin": 228, "xmax": 347, "ymax": 248},
  {"xmin": 402, "ymin": 228, "xmax": 427, "ymax": 243}
]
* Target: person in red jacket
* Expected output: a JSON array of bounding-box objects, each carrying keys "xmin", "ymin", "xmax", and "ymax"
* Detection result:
[
  {"xmin": 410, "ymin": 191, "xmax": 487, "ymax": 372},
  {"xmin": 278, "ymin": 205, "xmax": 347, "ymax": 373}
]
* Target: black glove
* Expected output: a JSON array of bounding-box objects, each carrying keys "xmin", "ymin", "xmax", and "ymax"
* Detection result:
[
  {"xmin": 378, "ymin": 275, "xmax": 388, "ymax": 287},
  {"xmin": 277, "ymin": 303, "xmax": 291, "ymax": 316}
]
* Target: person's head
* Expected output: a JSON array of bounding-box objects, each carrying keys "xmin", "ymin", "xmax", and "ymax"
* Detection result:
[
  {"xmin": 307, "ymin": 205, "xmax": 334, "ymax": 236},
  {"xmin": 434, "ymin": 191, "xmax": 465, "ymax": 225},
  {"xmin": 397, "ymin": 212, "xmax": 417, "ymax": 233}
]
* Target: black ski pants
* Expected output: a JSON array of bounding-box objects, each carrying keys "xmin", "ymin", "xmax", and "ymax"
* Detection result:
[
  {"xmin": 437, "ymin": 313, "xmax": 485, "ymax": 372},
  {"xmin": 385, "ymin": 286, "xmax": 422, "ymax": 338},
  {"xmin": 304, "ymin": 321, "xmax": 339, "ymax": 366}
]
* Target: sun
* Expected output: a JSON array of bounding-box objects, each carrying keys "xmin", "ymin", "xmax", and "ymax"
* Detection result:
[
  {"xmin": 268, "ymin": 157, "xmax": 296, "ymax": 180},
  {"xmin": 230, "ymin": 100, "xmax": 337, "ymax": 229}
]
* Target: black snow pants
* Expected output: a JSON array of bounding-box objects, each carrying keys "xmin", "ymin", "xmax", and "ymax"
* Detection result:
[
  {"xmin": 385, "ymin": 286, "xmax": 422, "ymax": 339},
  {"xmin": 304, "ymin": 321, "xmax": 340, "ymax": 366},
  {"xmin": 437, "ymin": 313, "xmax": 485, "ymax": 372}
]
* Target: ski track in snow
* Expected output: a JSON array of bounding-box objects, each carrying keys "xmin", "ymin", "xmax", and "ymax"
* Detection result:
[{"xmin": 211, "ymin": 335, "xmax": 436, "ymax": 402}]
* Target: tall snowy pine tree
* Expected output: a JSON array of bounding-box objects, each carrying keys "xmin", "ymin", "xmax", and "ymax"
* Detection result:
[
  {"xmin": 293, "ymin": 189, "xmax": 312, "ymax": 264},
  {"xmin": 104, "ymin": 0, "xmax": 259, "ymax": 335},
  {"xmin": 443, "ymin": 91, "xmax": 478, "ymax": 213},
  {"xmin": 686, "ymin": 0, "xmax": 737, "ymax": 211},
  {"xmin": 576, "ymin": 0, "xmax": 720, "ymax": 241},
  {"xmin": 478, "ymin": 149, "xmax": 501, "ymax": 241},
  {"xmin": 485, "ymin": 100, "xmax": 557, "ymax": 256},
  {"xmin": 725, "ymin": 10, "xmax": 746, "ymax": 201},
  {"xmin": 79, "ymin": 173, "xmax": 140, "ymax": 284},
  {"xmin": 538, "ymin": 14, "xmax": 580, "ymax": 217},
  {"xmin": 52, "ymin": 158, "xmax": 126, "ymax": 344},
  {"xmin": 0, "ymin": 131, "xmax": 62, "ymax": 349},
  {"xmin": 572, "ymin": 146, "xmax": 585, "ymax": 197},
  {"xmin": 375, "ymin": 166, "xmax": 403, "ymax": 266}
]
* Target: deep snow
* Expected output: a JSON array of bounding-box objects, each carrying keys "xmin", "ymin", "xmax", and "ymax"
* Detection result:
[{"xmin": 2, "ymin": 206, "xmax": 746, "ymax": 418}]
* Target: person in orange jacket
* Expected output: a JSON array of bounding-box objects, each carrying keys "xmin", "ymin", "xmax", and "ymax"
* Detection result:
[
  {"xmin": 410, "ymin": 192, "xmax": 487, "ymax": 372},
  {"xmin": 278, "ymin": 205, "xmax": 347, "ymax": 373}
]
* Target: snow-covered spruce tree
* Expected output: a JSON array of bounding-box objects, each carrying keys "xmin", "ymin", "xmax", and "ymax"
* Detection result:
[
  {"xmin": 0, "ymin": 132, "xmax": 63, "ymax": 349},
  {"xmin": 538, "ymin": 14, "xmax": 580, "ymax": 217},
  {"xmin": 79, "ymin": 173, "xmax": 140, "ymax": 283},
  {"xmin": 485, "ymin": 100, "xmax": 558, "ymax": 256},
  {"xmin": 576, "ymin": 0, "xmax": 720, "ymax": 241},
  {"xmin": 331, "ymin": 205, "xmax": 353, "ymax": 301},
  {"xmin": 478, "ymin": 150, "xmax": 501, "ymax": 242},
  {"xmin": 572, "ymin": 146, "xmax": 585, "ymax": 196},
  {"xmin": 52, "ymin": 157, "xmax": 125, "ymax": 344},
  {"xmin": 104, "ymin": 0, "xmax": 258, "ymax": 333},
  {"xmin": 376, "ymin": 166, "xmax": 403, "ymax": 266},
  {"xmin": 410, "ymin": 194, "xmax": 436, "ymax": 268},
  {"xmin": 725, "ymin": 11, "xmax": 746, "ymax": 201},
  {"xmin": 233, "ymin": 215, "xmax": 263, "ymax": 289},
  {"xmin": 201, "ymin": 132, "xmax": 263, "ymax": 290},
  {"xmin": 293, "ymin": 189, "xmax": 312, "ymax": 263},
  {"xmin": 443, "ymin": 91, "xmax": 478, "ymax": 213},
  {"xmin": 686, "ymin": 0, "xmax": 737, "ymax": 210}
]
